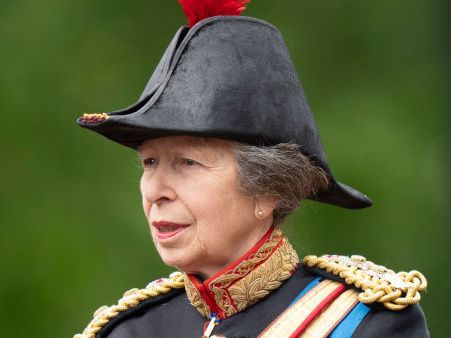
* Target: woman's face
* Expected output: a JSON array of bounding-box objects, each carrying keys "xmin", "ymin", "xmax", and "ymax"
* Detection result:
[{"xmin": 138, "ymin": 136, "xmax": 273, "ymax": 278}]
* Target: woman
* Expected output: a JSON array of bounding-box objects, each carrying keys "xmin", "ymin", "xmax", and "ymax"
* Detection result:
[{"xmin": 74, "ymin": 1, "xmax": 428, "ymax": 337}]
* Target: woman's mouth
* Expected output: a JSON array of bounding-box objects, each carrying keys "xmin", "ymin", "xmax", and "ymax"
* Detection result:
[{"xmin": 152, "ymin": 221, "xmax": 190, "ymax": 240}]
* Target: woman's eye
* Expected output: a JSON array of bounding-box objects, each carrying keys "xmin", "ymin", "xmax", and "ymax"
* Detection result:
[
  {"xmin": 182, "ymin": 158, "xmax": 198, "ymax": 166},
  {"xmin": 143, "ymin": 158, "xmax": 158, "ymax": 168}
]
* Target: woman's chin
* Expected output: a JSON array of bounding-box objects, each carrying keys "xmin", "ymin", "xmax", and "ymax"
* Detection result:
[{"xmin": 159, "ymin": 253, "xmax": 193, "ymax": 272}]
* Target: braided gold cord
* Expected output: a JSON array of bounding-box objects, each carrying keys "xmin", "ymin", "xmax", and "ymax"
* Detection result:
[
  {"xmin": 82, "ymin": 113, "xmax": 109, "ymax": 119},
  {"xmin": 73, "ymin": 271, "xmax": 185, "ymax": 338},
  {"xmin": 303, "ymin": 255, "xmax": 427, "ymax": 311},
  {"xmin": 78, "ymin": 113, "xmax": 109, "ymax": 124}
]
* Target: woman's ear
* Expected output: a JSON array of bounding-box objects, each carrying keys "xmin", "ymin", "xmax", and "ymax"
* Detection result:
[{"xmin": 254, "ymin": 196, "xmax": 277, "ymax": 220}]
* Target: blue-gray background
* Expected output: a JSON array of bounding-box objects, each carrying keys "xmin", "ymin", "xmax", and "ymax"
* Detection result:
[{"xmin": 1, "ymin": 0, "xmax": 449, "ymax": 337}]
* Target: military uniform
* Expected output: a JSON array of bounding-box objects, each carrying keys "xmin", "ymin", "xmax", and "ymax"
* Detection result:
[
  {"xmin": 74, "ymin": 228, "xmax": 428, "ymax": 338},
  {"xmin": 75, "ymin": 1, "xmax": 429, "ymax": 337}
]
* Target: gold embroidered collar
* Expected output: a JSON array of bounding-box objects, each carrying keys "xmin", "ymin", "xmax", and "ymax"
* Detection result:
[{"xmin": 184, "ymin": 227, "xmax": 299, "ymax": 319}]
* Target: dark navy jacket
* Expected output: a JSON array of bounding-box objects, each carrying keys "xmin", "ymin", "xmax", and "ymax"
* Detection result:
[{"xmin": 95, "ymin": 266, "xmax": 429, "ymax": 338}]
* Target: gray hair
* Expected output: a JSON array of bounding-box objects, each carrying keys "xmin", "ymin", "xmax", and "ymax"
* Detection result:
[{"xmin": 232, "ymin": 143, "xmax": 329, "ymax": 225}]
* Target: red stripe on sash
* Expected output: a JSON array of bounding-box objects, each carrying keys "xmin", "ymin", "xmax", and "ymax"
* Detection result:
[
  {"xmin": 289, "ymin": 283, "xmax": 347, "ymax": 338},
  {"xmin": 258, "ymin": 280, "xmax": 350, "ymax": 338}
]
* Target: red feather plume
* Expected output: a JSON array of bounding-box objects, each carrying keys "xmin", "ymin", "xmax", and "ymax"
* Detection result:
[{"xmin": 178, "ymin": 0, "xmax": 251, "ymax": 27}]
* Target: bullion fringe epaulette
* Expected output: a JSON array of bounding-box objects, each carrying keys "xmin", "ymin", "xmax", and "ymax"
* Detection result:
[
  {"xmin": 73, "ymin": 272, "xmax": 185, "ymax": 338},
  {"xmin": 303, "ymin": 255, "xmax": 427, "ymax": 311}
]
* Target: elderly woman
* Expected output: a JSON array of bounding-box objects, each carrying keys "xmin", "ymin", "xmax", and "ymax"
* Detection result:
[{"xmin": 74, "ymin": 1, "xmax": 428, "ymax": 337}]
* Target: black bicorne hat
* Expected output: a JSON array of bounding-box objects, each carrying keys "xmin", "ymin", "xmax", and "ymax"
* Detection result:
[{"xmin": 78, "ymin": 13, "xmax": 372, "ymax": 209}]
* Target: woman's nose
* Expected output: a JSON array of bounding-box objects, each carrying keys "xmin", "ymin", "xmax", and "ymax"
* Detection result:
[{"xmin": 140, "ymin": 168, "xmax": 177, "ymax": 205}]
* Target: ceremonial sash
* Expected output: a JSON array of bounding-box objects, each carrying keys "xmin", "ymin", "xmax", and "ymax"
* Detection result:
[{"xmin": 258, "ymin": 278, "xmax": 371, "ymax": 338}]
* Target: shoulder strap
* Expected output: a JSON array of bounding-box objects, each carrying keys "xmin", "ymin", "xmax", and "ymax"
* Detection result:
[{"xmin": 303, "ymin": 255, "xmax": 427, "ymax": 311}]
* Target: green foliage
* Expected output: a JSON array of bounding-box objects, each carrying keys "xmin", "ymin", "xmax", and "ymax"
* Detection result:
[{"xmin": 0, "ymin": 0, "xmax": 448, "ymax": 336}]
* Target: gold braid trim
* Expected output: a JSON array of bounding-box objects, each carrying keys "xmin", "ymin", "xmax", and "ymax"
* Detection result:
[
  {"xmin": 73, "ymin": 272, "xmax": 185, "ymax": 338},
  {"xmin": 184, "ymin": 228, "xmax": 299, "ymax": 318},
  {"xmin": 79, "ymin": 113, "xmax": 109, "ymax": 124},
  {"xmin": 303, "ymin": 255, "xmax": 427, "ymax": 311},
  {"xmin": 184, "ymin": 276, "xmax": 212, "ymax": 318},
  {"xmin": 219, "ymin": 234, "xmax": 299, "ymax": 316}
]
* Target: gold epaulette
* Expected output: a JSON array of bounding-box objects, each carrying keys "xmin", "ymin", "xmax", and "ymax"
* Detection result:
[
  {"xmin": 303, "ymin": 255, "xmax": 427, "ymax": 311},
  {"xmin": 73, "ymin": 271, "xmax": 185, "ymax": 338}
]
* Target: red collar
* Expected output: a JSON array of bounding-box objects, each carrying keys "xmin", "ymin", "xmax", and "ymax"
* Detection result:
[{"xmin": 184, "ymin": 227, "xmax": 299, "ymax": 319}]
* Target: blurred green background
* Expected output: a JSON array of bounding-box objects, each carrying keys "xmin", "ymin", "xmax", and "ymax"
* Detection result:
[{"xmin": 1, "ymin": 0, "xmax": 449, "ymax": 337}]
